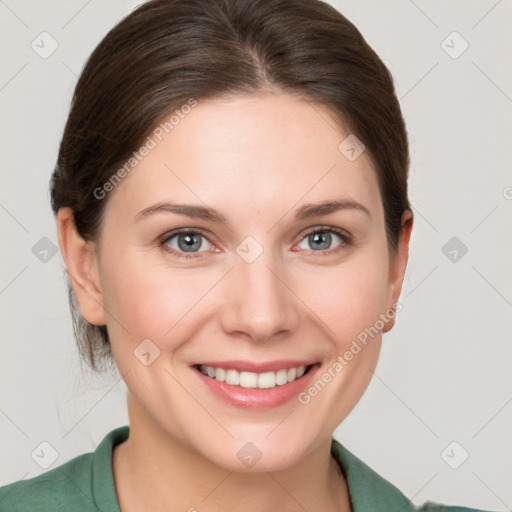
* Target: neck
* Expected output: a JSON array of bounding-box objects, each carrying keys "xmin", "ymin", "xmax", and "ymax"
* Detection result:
[{"xmin": 112, "ymin": 392, "xmax": 351, "ymax": 512}]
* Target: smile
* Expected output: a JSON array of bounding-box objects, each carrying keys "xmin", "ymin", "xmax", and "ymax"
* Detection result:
[{"xmin": 197, "ymin": 364, "xmax": 312, "ymax": 389}]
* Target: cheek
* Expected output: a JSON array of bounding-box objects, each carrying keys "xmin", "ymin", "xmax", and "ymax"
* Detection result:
[
  {"xmin": 301, "ymin": 253, "xmax": 390, "ymax": 348},
  {"xmin": 99, "ymin": 252, "xmax": 222, "ymax": 352},
  {"xmin": 290, "ymin": 253, "xmax": 389, "ymax": 436}
]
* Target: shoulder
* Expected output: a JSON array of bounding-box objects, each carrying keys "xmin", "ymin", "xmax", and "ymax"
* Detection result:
[
  {"xmin": 0, "ymin": 452, "xmax": 97, "ymax": 512},
  {"xmin": 330, "ymin": 438, "xmax": 498, "ymax": 512},
  {"xmin": 0, "ymin": 425, "xmax": 128, "ymax": 512}
]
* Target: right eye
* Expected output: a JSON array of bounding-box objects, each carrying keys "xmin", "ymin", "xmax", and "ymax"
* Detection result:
[{"xmin": 160, "ymin": 229, "xmax": 215, "ymax": 259}]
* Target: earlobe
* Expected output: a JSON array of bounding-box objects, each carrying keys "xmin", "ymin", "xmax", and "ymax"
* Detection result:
[
  {"xmin": 56, "ymin": 207, "xmax": 106, "ymax": 326},
  {"xmin": 382, "ymin": 210, "xmax": 414, "ymax": 333}
]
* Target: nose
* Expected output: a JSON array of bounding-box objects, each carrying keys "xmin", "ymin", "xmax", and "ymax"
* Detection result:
[{"xmin": 218, "ymin": 252, "xmax": 301, "ymax": 344}]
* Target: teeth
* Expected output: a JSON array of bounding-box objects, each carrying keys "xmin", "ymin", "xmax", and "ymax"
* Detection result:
[
  {"xmin": 240, "ymin": 371, "xmax": 258, "ymax": 388},
  {"xmin": 275, "ymin": 369, "xmax": 288, "ymax": 385},
  {"xmin": 257, "ymin": 371, "xmax": 275, "ymax": 389},
  {"xmin": 225, "ymin": 369, "xmax": 239, "ymax": 386},
  {"xmin": 214, "ymin": 367, "xmax": 226, "ymax": 382},
  {"xmin": 198, "ymin": 364, "xmax": 309, "ymax": 389}
]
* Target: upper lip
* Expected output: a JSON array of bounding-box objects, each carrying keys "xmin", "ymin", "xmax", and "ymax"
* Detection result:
[{"xmin": 193, "ymin": 360, "xmax": 318, "ymax": 373}]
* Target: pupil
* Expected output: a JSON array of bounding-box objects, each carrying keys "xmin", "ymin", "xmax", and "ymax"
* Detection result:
[
  {"xmin": 310, "ymin": 232, "xmax": 331, "ymax": 250},
  {"xmin": 179, "ymin": 234, "xmax": 201, "ymax": 252}
]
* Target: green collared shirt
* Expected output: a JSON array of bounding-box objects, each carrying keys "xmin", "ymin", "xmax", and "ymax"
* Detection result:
[{"xmin": 0, "ymin": 425, "xmax": 496, "ymax": 511}]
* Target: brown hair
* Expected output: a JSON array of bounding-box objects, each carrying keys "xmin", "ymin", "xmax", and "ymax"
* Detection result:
[{"xmin": 50, "ymin": 0, "xmax": 412, "ymax": 372}]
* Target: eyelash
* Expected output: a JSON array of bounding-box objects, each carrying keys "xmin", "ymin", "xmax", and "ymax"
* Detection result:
[{"xmin": 159, "ymin": 226, "xmax": 352, "ymax": 260}]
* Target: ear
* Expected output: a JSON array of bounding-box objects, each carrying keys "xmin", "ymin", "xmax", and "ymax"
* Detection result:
[
  {"xmin": 382, "ymin": 209, "xmax": 413, "ymax": 333},
  {"xmin": 56, "ymin": 207, "xmax": 106, "ymax": 326}
]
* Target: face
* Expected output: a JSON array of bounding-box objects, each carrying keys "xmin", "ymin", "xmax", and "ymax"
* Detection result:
[{"xmin": 71, "ymin": 93, "xmax": 410, "ymax": 472}]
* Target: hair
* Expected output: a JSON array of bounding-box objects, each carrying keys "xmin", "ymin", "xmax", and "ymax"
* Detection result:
[{"xmin": 50, "ymin": 0, "xmax": 412, "ymax": 373}]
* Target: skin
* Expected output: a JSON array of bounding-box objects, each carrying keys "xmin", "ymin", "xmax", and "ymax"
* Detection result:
[{"xmin": 57, "ymin": 93, "xmax": 413, "ymax": 512}]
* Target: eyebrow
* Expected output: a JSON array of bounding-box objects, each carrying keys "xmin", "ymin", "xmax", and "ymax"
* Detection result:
[
  {"xmin": 295, "ymin": 199, "xmax": 371, "ymax": 220},
  {"xmin": 134, "ymin": 198, "xmax": 371, "ymax": 224}
]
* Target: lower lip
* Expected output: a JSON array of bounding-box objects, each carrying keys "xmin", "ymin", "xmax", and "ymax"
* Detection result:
[{"xmin": 193, "ymin": 364, "xmax": 320, "ymax": 410}]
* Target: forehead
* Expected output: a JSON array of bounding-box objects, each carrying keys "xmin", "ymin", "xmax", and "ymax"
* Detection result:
[{"xmin": 104, "ymin": 93, "xmax": 382, "ymax": 222}]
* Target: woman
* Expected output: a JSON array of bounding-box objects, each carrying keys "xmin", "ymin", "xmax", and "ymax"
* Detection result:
[{"xmin": 0, "ymin": 0, "xmax": 499, "ymax": 510}]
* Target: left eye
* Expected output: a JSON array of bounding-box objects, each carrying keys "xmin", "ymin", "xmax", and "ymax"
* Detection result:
[{"xmin": 296, "ymin": 229, "xmax": 347, "ymax": 252}]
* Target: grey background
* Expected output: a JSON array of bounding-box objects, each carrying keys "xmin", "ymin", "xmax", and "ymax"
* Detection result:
[{"xmin": 1, "ymin": 0, "xmax": 511, "ymax": 509}]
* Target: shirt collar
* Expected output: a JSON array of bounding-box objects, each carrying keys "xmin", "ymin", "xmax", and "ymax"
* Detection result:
[
  {"xmin": 92, "ymin": 425, "xmax": 127, "ymax": 512},
  {"xmin": 331, "ymin": 438, "xmax": 415, "ymax": 511}
]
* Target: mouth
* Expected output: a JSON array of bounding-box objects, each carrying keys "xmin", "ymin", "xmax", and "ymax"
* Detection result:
[{"xmin": 191, "ymin": 360, "xmax": 320, "ymax": 409}]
